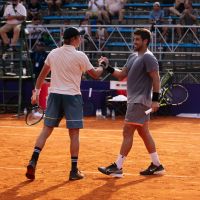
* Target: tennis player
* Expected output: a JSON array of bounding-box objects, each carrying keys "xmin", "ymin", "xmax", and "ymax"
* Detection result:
[
  {"xmin": 26, "ymin": 27, "xmax": 104, "ymax": 181},
  {"xmin": 98, "ymin": 28, "xmax": 165, "ymax": 177}
]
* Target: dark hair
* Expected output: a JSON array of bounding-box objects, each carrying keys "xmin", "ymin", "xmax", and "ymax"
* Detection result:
[
  {"xmin": 134, "ymin": 28, "xmax": 151, "ymax": 46},
  {"xmin": 63, "ymin": 35, "xmax": 79, "ymax": 45}
]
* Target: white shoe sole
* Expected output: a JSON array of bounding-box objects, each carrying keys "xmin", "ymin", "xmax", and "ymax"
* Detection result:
[
  {"xmin": 110, "ymin": 173, "xmax": 123, "ymax": 178},
  {"xmin": 154, "ymin": 169, "xmax": 166, "ymax": 175}
]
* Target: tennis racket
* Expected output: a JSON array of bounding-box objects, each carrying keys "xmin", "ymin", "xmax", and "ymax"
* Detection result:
[
  {"xmin": 25, "ymin": 105, "xmax": 45, "ymax": 126},
  {"xmin": 145, "ymin": 84, "xmax": 189, "ymax": 115},
  {"xmin": 25, "ymin": 82, "xmax": 50, "ymax": 125}
]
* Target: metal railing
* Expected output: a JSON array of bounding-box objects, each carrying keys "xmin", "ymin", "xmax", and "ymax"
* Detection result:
[
  {"xmin": 24, "ymin": 24, "xmax": 200, "ymax": 82},
  {"xmin": 25, "ymin": 24, "xmax": 200, "ymax": 53}
]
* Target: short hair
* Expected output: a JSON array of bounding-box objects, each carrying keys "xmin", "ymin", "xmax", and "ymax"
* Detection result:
[
  {"xmin": 134, "ymin": 28, "xmax": 151, "ymax": 46},
  {"xmin": 63, "ymin": 35, "xmax": 79, "ymax": 45}
]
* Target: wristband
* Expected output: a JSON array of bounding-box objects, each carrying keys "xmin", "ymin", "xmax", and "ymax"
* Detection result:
[
  {"xmin": 35, "ymin": 88, "xmax": 41, "ymax": 96},
  {"xmin": 152, "ymin": 92, "xmax": 160, "ymax": 102},
  {"xmin": 106, "ymin": 66, "xmax": 115, "ymax": 74}
]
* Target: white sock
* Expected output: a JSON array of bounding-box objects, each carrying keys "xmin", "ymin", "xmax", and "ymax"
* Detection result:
[
  {"xmin": 150, "ymin": 152, "xmax": 161, "ymax": 166},
  {"xmin": 115, "ymin": 154, "xmax": 126, "ymax": 169}
]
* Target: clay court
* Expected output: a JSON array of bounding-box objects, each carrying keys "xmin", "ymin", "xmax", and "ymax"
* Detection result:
[{"xmin": 0, "ymin": 115, "xmax": 200, "ymax": 200}]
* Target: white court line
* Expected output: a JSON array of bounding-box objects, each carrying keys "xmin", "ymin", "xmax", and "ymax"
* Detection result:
[
  {"xmin": 0, "ymin": 125, "xmax": 200, "ymax": 135},
  {"xmin": 0, "ymin": 166, "xmax": 198, "ymax": 179},
  {"xmin": 0, "ymin": 132, "xmax": 122, "ymax": 140},
  {"xmin": 0, "ymin": 125, "xmax": 121, "ymax": 132}
]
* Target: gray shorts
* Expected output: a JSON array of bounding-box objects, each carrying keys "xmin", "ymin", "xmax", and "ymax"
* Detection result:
[
  {"xmin": 125, "ymin": 103, "xmax": 150, "ymax": 126},
  {"xmin": 44, "ymin": 93, "xmax": 83, "ymax": 129}
]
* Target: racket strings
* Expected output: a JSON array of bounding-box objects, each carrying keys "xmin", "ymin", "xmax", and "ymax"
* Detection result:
[
  {"xmin": 26, "ymin": 106, "xmax": 44, "ymax": 125},
  {"xmin": 162, "ymin": 84, "xmax": 188, "ymax": 106}
]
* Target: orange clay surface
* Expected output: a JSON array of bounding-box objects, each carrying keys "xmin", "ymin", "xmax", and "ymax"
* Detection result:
[{"xmin": 0, "ymin": 114, "xmax": 200, "ymax": 200}]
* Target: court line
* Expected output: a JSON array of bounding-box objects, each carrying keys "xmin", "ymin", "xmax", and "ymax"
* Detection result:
[
  {"xmin": 0, "ymin": 131, "xmax": 122, "ymax": 140},
  {"xmin": 0, "ymin": 125, "xmax": 200, "ymax": 135},
  {"xmin": 0, "ymin": 131, "xmax": 199, "ymax": 140},
  {"xmin": 0, "ymin": 166, "xmax": 198, "ymax": 179}
]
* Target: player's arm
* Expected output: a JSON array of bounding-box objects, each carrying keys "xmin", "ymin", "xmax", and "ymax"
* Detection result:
[
  {"xmin": 110, "ymin": 66, "xmax": 128, "ymax": 81},
  {"xmin": 148, "ymin": 70, "xmax": 161, "ymax": 112},
  {"xmin": 98, "ymin": 57, "xmax": 128, "ymax": 80},
  {"xmin": 87, "ymin": 66, "xmax": 104, "ymax": 79},
  {"xmin": 31, "ymin": 64, "xmax": 50, "ymax": 105}
]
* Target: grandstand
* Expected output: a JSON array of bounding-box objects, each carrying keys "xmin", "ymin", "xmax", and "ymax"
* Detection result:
[
  {"xmin": 39, "ymin": 0, "xmax": 200, "ymax": 71},
  {"xmin": 0, "ymin": 0, "xmax": 200, "ymax": 114},
  {"xmin": 0, "ymin": 0, "xmax": 200, "ymax": 72}
]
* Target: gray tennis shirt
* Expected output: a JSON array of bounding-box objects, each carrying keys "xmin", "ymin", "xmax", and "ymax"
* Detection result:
[{"xmin": 125, "ymin": 50, "xmax": 159, "ymax": 107}]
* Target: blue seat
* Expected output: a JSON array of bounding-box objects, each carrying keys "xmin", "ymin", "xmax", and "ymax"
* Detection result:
[
  {"xmin": 41, "ymin": 3, "xmax": 200, "ymax": 9},
  {"xmin": 63, "ymin": 3, "xmax": 87, "ymax": 9},
  {"xmin": 125, "ymin": 3, "xmax": 200, "ymax": 8},
  {"xmin": 125, "ymin": 3, "xmax": 173, "ymax": 8},
  {"xmin": 91, "ymin": 27, "xmax": 133, "ymax": 33},
  {"xmin": 106, "ymin": 42, "xmax": 132, "ymax": 47},
  {"xmin": 106, "ymin": 42, "xmax": 200, "ymax": 48},
  {"xmin": 43, "ymin": 15, "xmax": 85, "ymax": 21},
  {"xmin": 124, "ymin": 15, "xmax": 200, "ymax": 20}
]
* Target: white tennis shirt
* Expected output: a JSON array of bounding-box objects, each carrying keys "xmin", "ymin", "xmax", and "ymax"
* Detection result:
[
  {"xmin": 4, "ymin": 3, "xmax": 27, "ymax": 25},
  {"xmin": 45, "ymin": 45, "xmax": 94, "ymax": 95}
]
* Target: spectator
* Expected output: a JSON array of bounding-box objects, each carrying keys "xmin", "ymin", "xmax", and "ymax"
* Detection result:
[
  {"xmin": 95, "ymin": 20, "xmax": 108, "ymax": 49},
  {"xmin": 86, "ymin": 0, "xmax": 110, "ymax": 24},
  {"xmin": 78, "ymin": 18, "xmax": 92, "ymax": 50},
  {"xmin": 149, "ymin": 2, "xmax": 168, "ymax": 41},
  {"xmin": 45, "ymin": 0, "xmax": 62, "ymax": 15},
  {"xmin": 25, "ymin": 15, "xmax": 45, "ymax": 48},
  {"xmin": 105, "ymin": 0, "xmax": 126, "ymax": 24},
  {"xmin": 30, "ymin": 41, "xmax": 48, "ymax": 79},
  {"xmin": 169, "ymin": 0, "xmax": 189, "ymax": 17},
  {"xmin": 79, "ymin": 18, "xmax": 92, "ymax": 38},
  {"xmin": 0, "ymin": 0, "xmax": 27, "ymax": 51},
  {"xmin": 27, "ymin": 0, "xmax": 41, "ymax": 20},
  {"xmin": 176, "ymin": 1, "xmax": 199, "ymax": 43}
]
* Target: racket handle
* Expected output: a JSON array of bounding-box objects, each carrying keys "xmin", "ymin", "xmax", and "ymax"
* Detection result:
[{"xmin": 145, "ymin": 108, "xmax": 152, "ymax": 115}]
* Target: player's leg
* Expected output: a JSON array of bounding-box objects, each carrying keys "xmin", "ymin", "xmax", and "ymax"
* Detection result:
[
  {"xmin": 98, "ymin": 103, "xmax": 146, "ymax": 177},
  {"xmin": 63, "ymin": 94, "xmax": 84, "ymax": 180},
  {"xmin": 98, "ymin": 123, "xmax": 136, "ymax": 178},
  {"xmin": 26, "ymin": 93, "xmax": 63, "ymax": 180},
  {"xmin": 137, "ymin": 122, "xmax": 165, "ymax": 175},
  {"xmin": 26, "ymin": 125, "xmax": 54, "ymax": 180},
  {"xmin": 68, "ymin": 128, "xmax": 84, "ymax": 180}
]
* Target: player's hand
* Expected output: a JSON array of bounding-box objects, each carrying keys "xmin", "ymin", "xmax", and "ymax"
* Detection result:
[
  {"xmin": 98, "ymin": 56, "xmax": 109, "ymax": 69},
  {"xmin": 31, "ymin": 90, "xmax": 39, "ymax": 105},
  {"xmin": 151, "ymin": 101, "xmax": 159, "ymax": 113}
]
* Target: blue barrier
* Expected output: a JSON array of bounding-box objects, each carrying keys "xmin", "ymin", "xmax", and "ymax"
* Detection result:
[
  {"xmin": 43, "ymin": 15, "xmax": 200, "ymax": 22},
  {"xmin": 106, "ymin": 42, "xmax": 200, "ymax": 48},
  {"xmin": 1, "ymin": 79, "xmax": 200, "ymax": 115},
  {"xmin": 41, "ymin": 2, "xmax": 200, "ymax": 9}
]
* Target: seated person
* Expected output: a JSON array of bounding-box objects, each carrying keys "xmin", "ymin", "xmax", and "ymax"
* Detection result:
[
  {"xmin": 0, "ymin": 0, "xmax": 27, "ymax": 51},
  {"xmin": 105, "ymin": 0, "xmax": 126, "ymax": 24},
  {"xmin": 176, "ymin": 1, "xmax": 198, "ymax": 43},
  {"xmin": 169, "ymin": 0, "xmax": 189, "ymax": 17},
  {"xmin": 86, "ymin": 0, "xmax": 110, "ymax": 24},
  {"xmin": 149, "ymin": 2, "xmax": 168, "ymax": 40},
  {"xmin": 95, "ymin": 20, "xmax": 108, "ymax": 50},
  {"xmin": 27, "ymin": 0, "xmax": 41, "ymax": 20},
  {"xmin": 45, "ymin": 0, "xmax": 63, "ymax": 15},
  {"xmin": 26, "ymin": 15, "xmax": 45, "ymax": 48},
  {"xmin": 30, "ymin": 41, "xmax": 48, "ymax": 80},
  {"xmin": 78, "ymin": 18, "xmax": 92, "ymax": 50}
]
